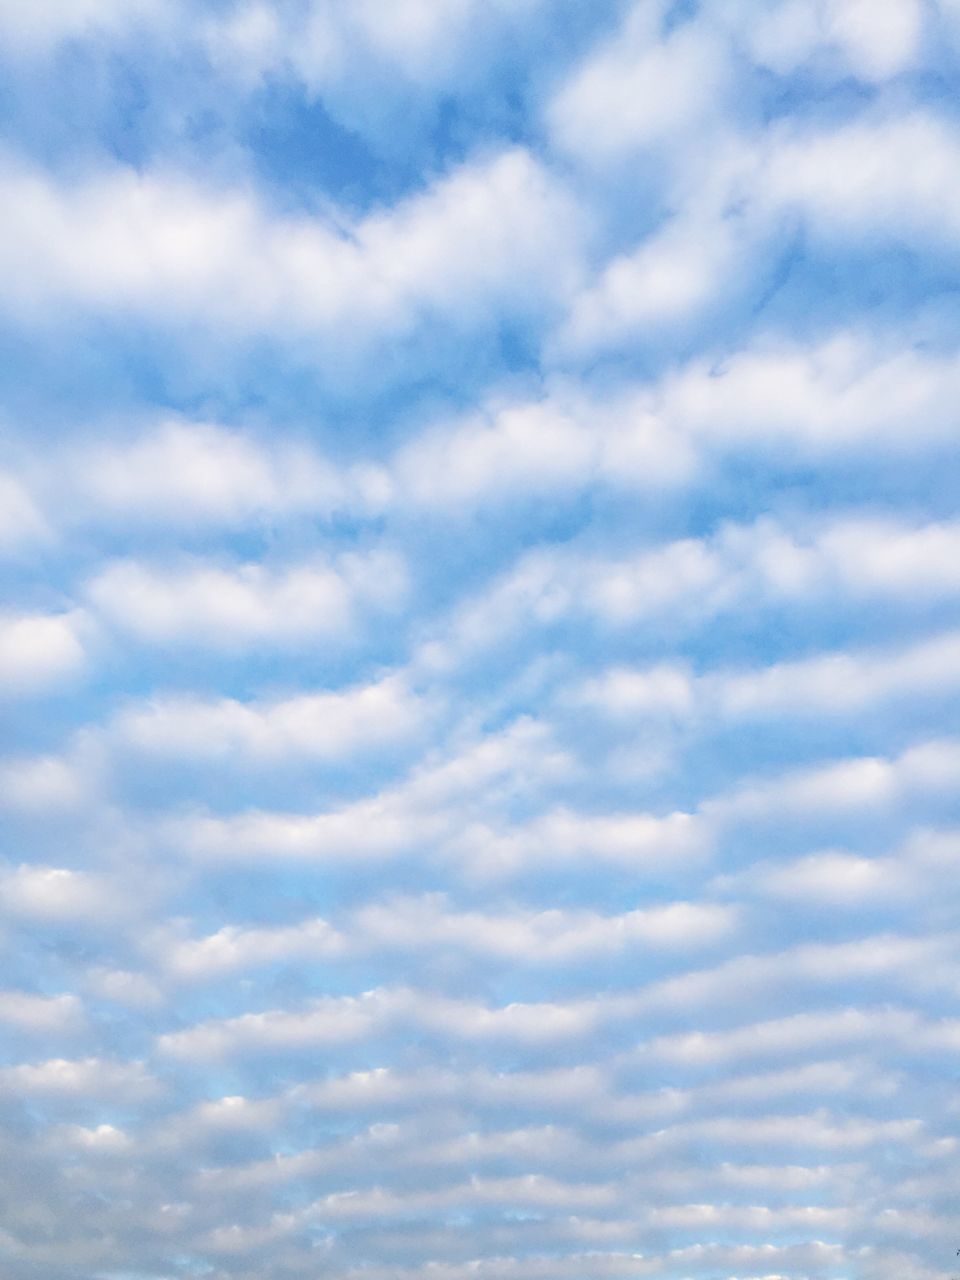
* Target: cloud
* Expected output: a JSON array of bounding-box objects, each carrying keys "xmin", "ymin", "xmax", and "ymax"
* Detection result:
[
  {"xmin": 0, "ymin": 0, "xmax": 163, "ymax": 54},
  {"xmin": 0, "ymin": 863, "xmax": 115, "ymax": 921},
  {"xmin": 170, "ymin": 717, "xmax": 571, "ymax": 862},
  {"xmin": 743, "ymin": 0, "xmax": 925, "ymax": 81},
  {"xmin": 729, "ymin": 827, "xmax": 960, "ymax": 909},
  {"xmin": 0, "ymin": 754, "xmax": 87, "ymax": 811},
  {"xmin": 75, "ymin": 420, "xmax": 351, "ymax": 527},
  {"xmin": 113, "ymin": 673, "xmax": 426, "ymax": 762},
  {"xmin": 576, "ymin": 628, "xmax": 960, "ymax": 725},
  {"xmin": 760, "ymin": 111, "xmax": 960, "ymax": 249},
  {"xmin": 0, "ymin": 147, "xmax": 584, "ymax": 351},
  {"xmin": 204, "ymin": 0, "xmax": 551, "ymax": 98},
  {"xmin": 440, "ymin": 512, "xmax": 960, "ymax": 652},
  {"xmin": 87, "ymin": 548, "xmax": 408, "ymax": 649},
  {"xmin": 2, "ymin": 6, "xmax": 959, "ymax": 1280},
  {"xmin": 546, "ymin": 9, "xmax": 731, "ymax": 160},
  {"xmin": 0, "ymin": 610, "xmax": 86, "ymax": 695},
  {"xmin": 163, "ymin": 895, "xmax": 735, "ymax": 980},
  {"xmin": 659, "ymin": 332, "xmax": 960, "ymax": 455},
  {"xmin": 553, "ymin": 212, "xmax": 748, "ymax": 357},
  {"xmin": 0, "ymin": 990, "xmax": 84, "ymax": 1034},
  {"xmin": 0, "ymin": 1056, "xmax": 161, "ymax": 1100},
  {"xmin": 708, "ymin": 738, "xmax": 960, "ymax": 825},
  {"xmin": 0, "ymin": 471, "xmax": 47, "ymax": 553}
]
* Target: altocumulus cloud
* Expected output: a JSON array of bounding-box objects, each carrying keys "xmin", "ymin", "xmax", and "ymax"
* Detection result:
[{"xmin": 1, "ymin": 4, "xmax": 960, "ymax": 1280}]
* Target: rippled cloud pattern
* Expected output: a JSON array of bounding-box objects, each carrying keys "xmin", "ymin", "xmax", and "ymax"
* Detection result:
[{"xmin": 2, "ymin": 3, "xmax": 960, "ymax": 1279}]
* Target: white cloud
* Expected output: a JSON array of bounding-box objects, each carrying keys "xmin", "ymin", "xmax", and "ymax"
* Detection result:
[
  {"xmin": 0, "ymin": 754, "xmax": 87, "ymax": 811},
  {"xmin": 164, "ymin": 916, "xmax": 346, "ymax": 981},
  {"xmin": 0, "ymin": 990, "xmax": 84, "ymax": 1033},
  {"xmin": 76, "ymin": 420, "xmax": 350, "ymax": 526},
  {"xmin": 114, "ymin": 673, "xmax": 425, "ymax": 762},
  {"xmin": 554, "ymin": 212, "xmax": 744, "ymax": 356},
  {"xmin": 206, "ymin": 0, "xmax": 546, "ymax": 95},
  {"xmin": 165, "ymin": 896, "xmax": 734, "ymax": 980},
  {"xmin": 744, "ymin": 0, "xmax": 924, "ymax": 81},
  {"xmin": 752, "ymin": 849, "xmax": 914, "ymax": 906},
  {"xmin": 0, "ymin": 864, "xmax": 113, "ymax": 922},
  {"xmin": 443, "ymin": 512, "xmax": 960, "ymax": 651},
  {"xmin": 450, "ymin": 807, "xmax": 708, "ymax": 878},
  {"xmin": 87, "ymin": 548, "xmax": 407, "ymax": 649},
  {"xmin": 761, "ymin": 111, "xmax": 960, "ymax": 247},
  {"xmin": 172, "ymin": 717, "xmax": 570, "ymax": 863},
  {"xmin": 0, "ymin": 0, "xmax": 163, "ymax": 54},
  {"xmin": 709, "ymin": 738, "xmax": 960, "ymax": 825},
  {"xmin": 577, "ymin": 628, "xmax": 960, "ymax": 725},
  {"xmin": 353, "ymin": 895, "xmax": 735, "ymax": 962},
  {"xmin": 395, "ymin": 387, "xmax": 694, "ymax": 510},
  {"xmin": 661, "ymin": 332, "xmax": 960, "ymax": 455},
  {"xmin": 0, "ymin": 470, "xmax": 47, "ymax": 552},
  {"xmin": 56, "ymin": 1121, "xmax": 132, "ymax": 1151},
  {"xmin": 84, "ymin": 967, "xmax": 165, "ymax": 1008},
  {"xmin": 0, "ymin": 148, "xmax": 584, "ymax": 346},
  {"xmin": 547, "ymin": 11, "xmax": 731, "ymax": 159},
  {"xmin": 0, "ymin": 611, "xmax": 85, "ymax": 695},
  {"xmin": 0, "ymin": 1056, "xmax": 161, "ymax": 1099},
  {"xmin": 647, "ymin": 1005, "xmax": 924, "ymax": 1068},
  {"xmin": 159, "ymin": 986, "xmax": 618, "ymax": 1059}
]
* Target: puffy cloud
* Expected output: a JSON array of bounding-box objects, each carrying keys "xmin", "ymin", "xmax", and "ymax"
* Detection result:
[
  {"xmin": 113, "ymin": 673, "xmax": 426, "ymax": 762},
  {"xmin": 0, "ymin": 471, "xmax": 47, "ymax": 553},
  {"xmin": 0, "ymin": 147, "xmax": 584, "ymax": 348},
  {"xmin": 577, "ymin": 628, "xmax": 960, "ymax": 725},
  {"xmin": 163, "ymin": 895, "xmax": 734, "ymax": 981},
  {"xmin": 0, "ymin": 754, "xmax": 88, "ymax": 811},
  {"xmin": 204, "ymin": 0, "xmax": 550, "ymax": 96},
  {"xmin": 2, "ymin": 5, "xmax": 959, "ymax": 1280},
  {"xmin": 708, "ymin": 738, "xmax": 960, "ymax": 825},
  {"xmin": 87, "ymin": 548, "xmax": 408, "ymax": 649},
  {"xmin": 760, "ymin": 111, "xmax": 960, "ymax": 248},
  {"xmin": 546, "ymin": 10, "xmax": 731, "ymax": 160},
  {"xmin": 0, "ymin": 990, "xmax": 84, "ymax": 1034},
  {"xmin": 0, "ymin": 1056, "xmax": 161, "ymax": 1100},
  {"xmin": 744, "ymin": 0, "xmax": 925, "ymax": 81},
  {"xmin": 659, "ymin": 332, "xmax": 960, "ymax": 455},
  {"xmin": 75, "ymin": 420, "xmax": 352, "ymax": 527},
  {"xmin": 0, "ymin": 863, "xmax": 114, "ymax": 921},
  {"xmin": 0, "ymin": 610, "xmax": 86, "ymax": 695},
  {"xmin": 444, "ymin": 512, "xmax": 960, "ymax": 647}
]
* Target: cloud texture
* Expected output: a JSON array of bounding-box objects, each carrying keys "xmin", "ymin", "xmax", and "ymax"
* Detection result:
[{"xmin": 2, "ymin": 4, "xmax": 960, "ymax": 1280}]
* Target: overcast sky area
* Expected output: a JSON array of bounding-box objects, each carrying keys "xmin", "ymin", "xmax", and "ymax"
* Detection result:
[{"xmin": 2, "ymin": 2, "xmax": 960, "ymax": 1278}]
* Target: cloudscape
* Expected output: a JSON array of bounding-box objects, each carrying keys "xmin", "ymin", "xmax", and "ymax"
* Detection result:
[{"xmin": 2, "ymin": 3, "xmax": 960, "ymax": 1278}]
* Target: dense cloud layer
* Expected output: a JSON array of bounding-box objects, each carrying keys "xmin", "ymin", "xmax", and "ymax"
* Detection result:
[{"xmin": 2, "ymin": 3, "xmax": 960, "ymax": 1280}]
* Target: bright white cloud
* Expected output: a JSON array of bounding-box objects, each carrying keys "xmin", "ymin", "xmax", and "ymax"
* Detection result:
[
  {"xmin": 744, "ymin": 0, "xmax": 924, "ymax": 80},
  {"xmin": 761, "ymin": 111, "xmax": 960, "ymax": 247},
  {"xmin": 164, "ymin": 895, "xmax": 734, "ymax": 980},
  {"xmin": 577, "ymin": 628, "xmax": 960, "ymax": 725},
  {"xmin": 114, "ymin": 673, "xmax": 426, "ymax": 763},
  {"xmin": 547, "ymin": 11, "xmax": 731, "ymax": 159},
  {"xmin": 87, "ymin": 548, "xmax": 407, "ymax": 649},
  {"xmin": 0, "ymin": 990, "xmax": 84, "ymax": 1033},
  {"xmin": 0, "ymin": 863, "xmax": 113, "ymax": 921},
  {"xmin": 0, "ymin": 148, "xmax": 584, "ymax": 346},
  {"xmin": 2, "ymin": 5, "xmax": 959, "ymax": 1280},
  {"xmin": 0, "ymin": 611, "xmax": 86, "ymax": 695},
  {"xmin": 76, "ymin": 420, "xmax": 350, "ymax": 525}
]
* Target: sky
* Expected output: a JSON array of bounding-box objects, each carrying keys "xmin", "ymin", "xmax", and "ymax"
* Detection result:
[{"xmin": 1, "ymin": 2, "xmax": 960, "ymax": 1278}]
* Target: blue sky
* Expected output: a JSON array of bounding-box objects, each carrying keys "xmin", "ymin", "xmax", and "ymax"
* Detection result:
[{"xmin": 2, "ymin": 2, "xmax": 960, "ymax": 1278}]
